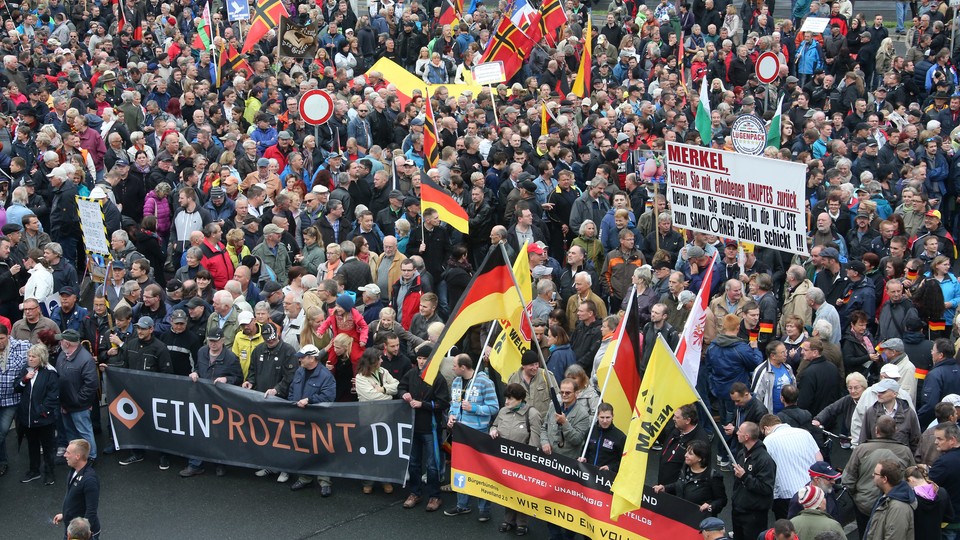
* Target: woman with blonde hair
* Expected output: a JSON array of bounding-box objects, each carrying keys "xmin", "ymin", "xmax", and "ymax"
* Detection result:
[
  {"xmin": 14, "ymin": 343, "xmax": 59, "ymax": 485},
  {"xmin": 356, "ymin": 348, "xmax": 399, "ymax": 493},
  {"xmin": 564, "ymin": 364, "xmax": 599, "ymax": 419},
  {"xmin": 326, "ymin": 333, "xmax": 357, "ymax": 402}
]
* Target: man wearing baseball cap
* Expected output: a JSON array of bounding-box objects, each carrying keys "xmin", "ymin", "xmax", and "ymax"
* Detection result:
[
  {"xmin": 787, "ymin": 461, "xmax": 843, "ymax": 520},
  {"xmin": 913, "ymin": 209, "xmax": 957, "ymax": 261},
  {"xmin": 180, "ymin": 327, "xmax": 243, "ymax": 478},
  {"xmin": 285, "ymin": 344, "xmax": 336, "ymax": 496}
]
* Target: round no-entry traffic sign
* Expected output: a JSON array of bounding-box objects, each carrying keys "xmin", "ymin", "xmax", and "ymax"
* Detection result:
[
  {"xmin": 755, "ymin": 52, "xmax": 780, "ymax": 84},
  {"xmin": 299, "ymin": 89, "xmax": 334, "ymax": 125}
]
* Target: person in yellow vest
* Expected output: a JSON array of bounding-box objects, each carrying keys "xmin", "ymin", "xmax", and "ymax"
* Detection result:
[{"xmin": 232, "ymin": 310, "xmax": 264, "ymax": 378}]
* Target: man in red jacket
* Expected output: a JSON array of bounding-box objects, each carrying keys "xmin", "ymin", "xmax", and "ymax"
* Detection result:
[{"xmin": 199, "ymin": 223, "xmax": 234, "ymax": 289}]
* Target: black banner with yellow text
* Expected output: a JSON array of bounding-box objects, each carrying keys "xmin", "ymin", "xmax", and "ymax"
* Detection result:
[
  {"xmin": 105, "ymin": 369, "xmax": 413, "ymax": 482},
  {"xmin": 451, "ymin": 424, "xmax": 702, "ymax": 540}
]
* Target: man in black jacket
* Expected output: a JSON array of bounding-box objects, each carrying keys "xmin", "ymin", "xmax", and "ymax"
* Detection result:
[
  {"xmin": 580, "ymin": 402, "xmax": 627, "ymax": 473},
  {"xmin": 732, "ymin": 421, "xmax": 777, "ymax": 540},
  {"xmin": 659, "ymin": 403, "xmax": 710, "ymax": 484},
  {"xmin": 570, "ymin": 300, "xmax": 603, "ymax": 374},
  {"xmin": 797, "ymin": 337, "xmax": 844, "ymax": 417},
  {"xmin": 398, "ymin": 345, "xmax": 450, "ymax": 512},
  {"xmin": 54, "ymin": 439, "xmax": 100, "ymax": 539}
]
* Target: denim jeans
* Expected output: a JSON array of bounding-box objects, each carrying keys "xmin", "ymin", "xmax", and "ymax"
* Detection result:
[
  {"xmin": 456, "ymin": 493, "xmax": 491, "ymax": 513},
  {"xmin": 407, "ymin": 431, "xmax": 441, "ymax": 498},
  {"xmin": 62, "ymin": 409, "xmax": 97, "ymax": 460},
  {"xmin": 0, "ymin": 405, "xmax": 16, "ymax": 465},
  {"xmin": 896, "ymin": 1, "xmax": 908, "ymax": 32}
]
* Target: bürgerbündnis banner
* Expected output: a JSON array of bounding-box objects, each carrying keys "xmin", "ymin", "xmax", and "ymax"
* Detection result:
[
  {"xmin": 104, "ymin": 369, "xmax": 414, "ymax": 483},
  {"xmin": 451, "ymin": 424, "xmax": 702, "ymax": 540}
]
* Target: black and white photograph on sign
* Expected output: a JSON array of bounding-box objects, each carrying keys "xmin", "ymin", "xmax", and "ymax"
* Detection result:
[
  {"xmin": 665, "ymin": 141, "xmax": 808, "ymax": 255},
  {"xmin": 279, "ymin": 18, "xmax": 319, "ymax": 58}
]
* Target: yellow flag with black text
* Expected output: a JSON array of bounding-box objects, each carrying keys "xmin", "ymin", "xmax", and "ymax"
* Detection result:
[
  {"xmin": 610, "ymin": 335, "xmax": 699, "ymax": 520},
  {"xmin": 487, "ymin": 245, "xmax": 531, "ymax": 378}
]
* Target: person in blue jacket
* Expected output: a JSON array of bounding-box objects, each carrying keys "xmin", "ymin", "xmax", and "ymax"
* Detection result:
[
  {"xmin": 280, "ymin": 344, "xmax": 337, "ymax": 496},
  {"xmin": 795, "ymin": 32, "xmax": 824, "ymax": 88}
]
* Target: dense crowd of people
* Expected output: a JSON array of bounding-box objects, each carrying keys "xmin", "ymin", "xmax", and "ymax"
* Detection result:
[{"xmin": 0, "ymin": 0, "xmax": 959, "ymax": 539}]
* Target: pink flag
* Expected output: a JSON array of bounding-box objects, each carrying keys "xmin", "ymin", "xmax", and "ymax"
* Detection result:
[{"xmin": 674, "ymin": 252, "xmax": 719, "ymax": 385}]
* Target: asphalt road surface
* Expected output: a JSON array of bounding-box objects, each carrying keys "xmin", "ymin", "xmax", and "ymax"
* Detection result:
[{"xmin": 0, "ymin": 407, "xmax": 861, "ymax": 540}]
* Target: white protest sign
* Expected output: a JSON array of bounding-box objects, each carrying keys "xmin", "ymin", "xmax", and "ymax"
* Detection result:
[
  {"xmin": 799, "ymin": 17, "xmax": 830, "ymax": 34},
  {"xmin": 76, "ymin": 196, "xmax": 110, "ymax": 255},
  {"xmin": 665, "ymin": 141, "xmax": 809, "ymax": 255},
  {"xmin": 471, "ymin": 62, "xmax": 507, "ymax": 85}
]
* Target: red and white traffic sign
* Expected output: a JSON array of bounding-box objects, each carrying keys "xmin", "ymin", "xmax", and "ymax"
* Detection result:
[
  {"xmin": 755, "ymin": 52, "xmax": 781, "ymax": 84},
  {"xmin": 299, "ymin": 89, "xmax": 334, "ymax": 126}
]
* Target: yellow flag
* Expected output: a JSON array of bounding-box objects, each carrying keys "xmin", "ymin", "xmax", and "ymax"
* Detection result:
[
  {"xmin": 487, "ymin": 244, "xmax": 531, "ymax": 377},
  {"xmin": 541, "ymin": 102, "xmax": 549, "ymax": 137},
  {"xmin": 610, "ymin": 335, "xmax": 699, "ymax": 520}
]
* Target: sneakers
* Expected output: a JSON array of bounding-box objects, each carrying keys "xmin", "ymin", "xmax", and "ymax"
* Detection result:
[
  {"xmin": 320, "ymin": 485, "xmax": 332, "ymax": 497},
  {"xmin": 426, "ymin": 497, "xmax": 443, "ymax": 512},
  {"xmin": 179, "ymin": 466, "xmax": 205, "ymax": 477},
  {"xmin": 20, "ymin": 472, "xmax": 41, "ymax": 483},
  {"xmin": 255, "ymin": 468, "xmax": 272, "ymax": 477},
  {"xmin": 478, "ymin": 511, "xmax": 491, "ymax": 522},
  {"xmin": 119, "ymin": 454, "xmax": 144, "ymax": 466},
  {"xmin": 444, "ymin": 507, "xmax": 472, "ymax": 517},
  {"xmin": 277, "ymin": 472, "xmax": 289, "ymax": 483},
  {"xmin": 383, "ymin": 483, "xmax": 394, "ymax": 494},
  {"xmin": 159, "ymin": 455, "xmax": 170, "ymax": 470},
  {"xmin": 403, "ymin": 494, "xmax": 422, "ymax": 508},
  {"xmin": 43, "ymin": 473, "xmax": 55, "ymax": 486}
]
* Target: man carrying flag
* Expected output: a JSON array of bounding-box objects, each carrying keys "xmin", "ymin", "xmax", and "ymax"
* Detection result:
[{"xmin": 610, "ymin": 335, "xmax": 700, "ymax": 519}]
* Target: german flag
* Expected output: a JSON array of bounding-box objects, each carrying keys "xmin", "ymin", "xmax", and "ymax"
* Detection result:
[
  {"xmin": 422, "ymin": 246, "xmax": 519, "ymax": 381},
  {"xmin": 242, "ymin": 0, "xmax": 287, "ymax": 54},
  {"xmin": 759, "ymin": 322, "xmax": 774, "ymax": 334},
  {"xmin": 438, "ymin": 0, "xmax": 463, "ymax": 28},
  {"xmin": 480, "ymin": 16, "xmax": 536, "ymax": 81},
  {"xmin": 421, "ymin": 174, "xmax": 469, "ymax": 234},
  {"xmin": 220, "ymin": 44, "xmax": 254, "ymax": 82},
  {"xmin": 537, "ymin": 0, "xmax": 568, "ymax": 47},
  {"xmin": 570, "ymin": 11, "xmax": 592, "ymax": 98},
  {"xmin": 594, "ymin": 292, "xmax": 643, "ymax": 433},
  {"xmin": 423, "ymin": 95, "xmax": 440, "ymax": 169},
  {"xmin": 930, "ymin": 320, "xmax": 946, "ymax": 332}
]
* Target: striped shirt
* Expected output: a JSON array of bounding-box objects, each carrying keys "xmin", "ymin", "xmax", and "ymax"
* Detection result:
[{"xmin": 764, "ymin": 424, "xmax": 821, "ymax": 499}]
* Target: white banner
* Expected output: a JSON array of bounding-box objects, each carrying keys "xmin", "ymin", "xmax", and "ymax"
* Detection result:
[
  {"xmin": 76, "ymin": 196, "xmax": 110, "ymax": 256},
  {"xmin": 665, "ymin": 141, "xmax": 809, "ymax": 256}
]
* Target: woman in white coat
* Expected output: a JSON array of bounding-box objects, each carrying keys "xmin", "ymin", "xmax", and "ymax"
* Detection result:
[
  {"xmin": 21, "ymin": 251, "xmax": 53, "ymax": 304},
  {"xmin": 356, "ymin": 348, "xmax": 398, "ymax": 493}
]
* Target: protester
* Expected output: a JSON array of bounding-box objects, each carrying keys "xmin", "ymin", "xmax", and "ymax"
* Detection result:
[{"xmin": 2, "ymin": 3, "xmax": 956, "ymax": 537}]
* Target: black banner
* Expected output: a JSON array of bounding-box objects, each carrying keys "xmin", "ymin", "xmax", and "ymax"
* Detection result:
[
  {"xmin": 279, "ymin": 18, "xmax": 319, "ymax": 58},
  {"xmin": 451, "ymin": 424, "xmax": 703, "ymax": 540},
  {"xmin": 105, "ymin": 369, "xmax": 413, "ymax": 482}
]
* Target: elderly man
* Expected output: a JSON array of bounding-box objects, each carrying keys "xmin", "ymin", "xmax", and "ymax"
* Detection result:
[
  {"xmin": 55, "ymin": 329, "xmax": 99, "ymax": 462},
  {"xmin": 11, "ymin": 297, "xmax": 58, "ymax": 343},
  {"xmin": 807, "ymin": 287, "xmax": 841, "ymax": 344},
  {"xmin": 858, "ymin": 378, "xmax": 922, "ymax": 453},
  {"xmin": 206, "ymin": 290, "xmax": 241, "ymax": 349},
  {"xmin": 564, "ymin": 272, "xmax": 607, "ymax": 332},
  {"xmin": 281, "ymin": 344, "xmax": 336, "ymax": 494},
  {"xmin": 281, "ymin": 293, "xmax": 304, "ymax": 349}
]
